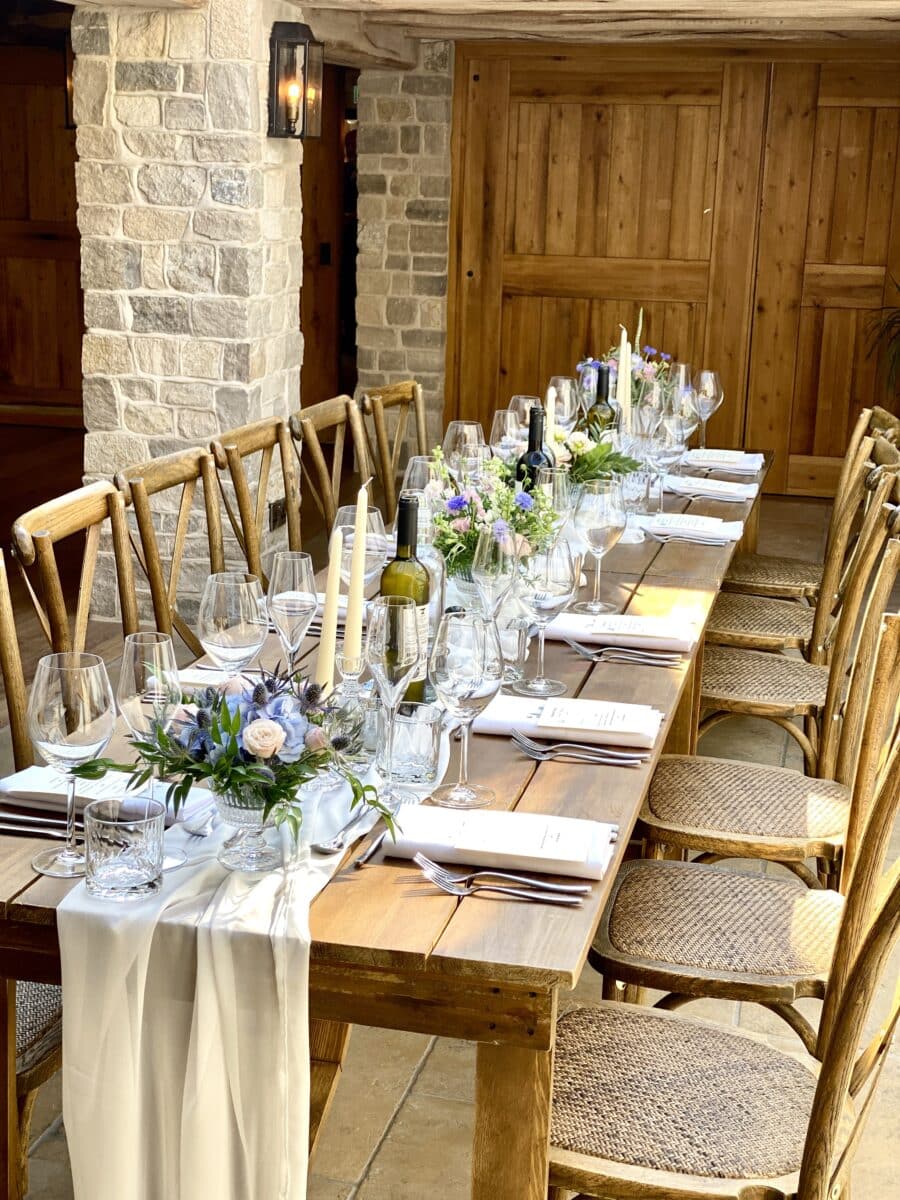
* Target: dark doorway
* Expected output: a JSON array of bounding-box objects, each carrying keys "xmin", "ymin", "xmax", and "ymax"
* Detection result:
[{"xmin": 300, "ymin": 64, "xmax": 359, "ymax": 406}]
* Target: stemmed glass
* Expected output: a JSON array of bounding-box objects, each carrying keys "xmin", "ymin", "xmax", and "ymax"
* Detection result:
[
  {"xmin": 198, "ymin": 572, "xmax": 268, "ymax": 676},
  {"xmin": 333, "ymin": 506, "xmax": 388, "ymax": 586},
  {"xmin": 471, "ymin": 527, "xmax": 517, "ymax": 617},
  {"xmin": 535, "ymin": 465, "xmax": 575, "ymax": 540},
  {"xmin": 365, "ymin": 596, "xmax": 422, "ymax": 807},
  {"xmin": 508, "ymin": 395, "xmax": 541, "ymax": 429},
  {"xmin": 652, "ymin": 415, "xmax": 688, "ymax": 511},
  {"xmin": 442, "ymin": 421, "xmax": 485, "ymax": 480},
  {"xmin": 571, "ymin": 479, "xmax": 626, "ymax": 615},
  {"xmin": 117, "ymin": 631, "xmax": 185, "ymax": 870},
  {"xmin": 512, "ymin": 542, "xmax": 577, "ymax": 698},
  {"xmin": 693, "ymin": 369, "xmax": 724, "ymax": 448},
  {"xmin": 489, "ymin": 410, "xmax": 526, "ymax": 464},
  {"xmin": 667, "ymin": 364, "xmax": 699, "ymax": 447},
  {"xmin": 547, "ymin": 377, "xmax": 580, "ymax": 434},
  {"xmin": 267, "ymin": 551, "xmax": 317, "ymax": 668},
  {"xmin": 27, "ymin": 652, "xmax": 116, "ymax": 878},
  {"xmin": 401, "ymin": 455, "xmax": 439, "ymax": 497},
  {"xmin": 632, "ymin": 378, "xmax": 665, "ymax": 439},
  {"xmin": 429, "ymin": 612, "xmax": 504, "ymax": 808}
]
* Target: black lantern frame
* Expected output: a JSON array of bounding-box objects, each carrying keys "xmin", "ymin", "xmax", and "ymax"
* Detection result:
[{"xmin": 268, "ymin": 22, "xmax": 324, "ymax": 140}]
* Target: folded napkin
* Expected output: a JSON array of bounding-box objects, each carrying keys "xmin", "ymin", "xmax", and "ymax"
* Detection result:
[
  {"xmin": 664, "ymin": 474, "xmax": 759, "ymax": 502},
  {"xmin": 178, "ymin": 665, "xmax": 270, "ymax": 689},
  {"xmin": 684, "ymin": 449, "xmax": 765, "ymax": 475},
  {"xmin": 546, "ymin": 612, "xmax": 698, "ymax": 652},
  {"xmin": 635, "ymin": 512, "xmax": 744, "ymax": 543},
  {"xmin": 314, "ymin": 592, "xmax": 349, "ymax": 619},
  {"xmin": 388, "ymin": 805, "xmax": 617, "ymax": 880},
  {"xmin": 0, "ymin": 764, "xmax": 212, "ymax": 823},
  {"xmin": 473, "ymin": 694, "xmax": 663, "ymax": 749}
]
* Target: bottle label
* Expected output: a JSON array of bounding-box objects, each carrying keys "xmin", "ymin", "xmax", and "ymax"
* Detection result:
[{"xmin": 413, "ymin": 603, "xmax": 430, "ymax": 681}]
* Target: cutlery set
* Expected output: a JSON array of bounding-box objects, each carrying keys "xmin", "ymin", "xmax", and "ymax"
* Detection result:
[
  {"xmin": 510, "ymin": 729, "xmax": 648, "ymax": 768},
  {"xmin": 413, "ymin": 852, "xmax": 594, "ymax": 907},
  {"xmin": 642, "ymin": 530, "xmax": 730, "ymax": 546},
  {"xmin": 562, "ymin": 638, "xmax": 684, "ymax": 669}
]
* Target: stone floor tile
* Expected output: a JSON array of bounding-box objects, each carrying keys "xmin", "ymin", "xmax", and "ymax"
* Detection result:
[
  {"xmin": 412, "ymin": 1037, "xmax": 475, "ymax": 1103},
  {"xmin": 29, "ymin": 1075, "xmax": 62, "ymax": 1145},
  {"xmin": 697, "ymin": 714, "xmax": 788, "ymax": 765},
  {"xmin": 29, "ymin": 1124, "xmax": 68, "ymax": 1165},
  {"xmin": 24, "ymin": 1154, "xmax": 73, "ymax": 1200},
  {"xmin": 307, "ymin": 1175, "xmax": 354, "ymax": 1200},
  {"xmin": 355, "ymin": 1092, "xmax": 474, "ymax": 1200}
]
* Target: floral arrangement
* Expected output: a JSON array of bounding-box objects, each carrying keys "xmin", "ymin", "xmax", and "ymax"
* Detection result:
[
  {"xmin": 549, "ymin": 429, "xmax": 641, "ymax": 485},
  {"xmin": 76, "ymin": 668, "xmax": 389, "ymax": 843},
  {"xmin": 577, "ymin": 312, "xmax": 674, "ymax": 401},
  {"xmin": 427, "ymin": 449, "xmax": 556, "ymax": 576}
]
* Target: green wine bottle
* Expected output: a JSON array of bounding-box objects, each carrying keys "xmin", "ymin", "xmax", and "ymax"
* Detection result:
[
  {"xmin": 380, "ymin": 494, "xmax": 431, "ymax": 702},
  {"xmin": 582, "ymin": 363, "xmax": 616, "ymax": 435}
]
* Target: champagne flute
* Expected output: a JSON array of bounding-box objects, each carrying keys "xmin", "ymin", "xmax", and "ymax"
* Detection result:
[
  {"xmin": 547, "ymin": 377, "xmax": 579, "ymax": 434},
  {"xmin": 571, "ymin": 479, "xmax": 626, "ymax": 615},
  {"xmin": 27, "ymin": 652, "xmax": 116, "ymax": 878},
  {"xmin": 333, "ymin": 506, "xmax": 388, "ymax": 586},
  {"xmin": 512, "ymin": 542, "xmax": 576, "ymax": 698},
  {"xmin": 471, "ymin": 526, "xmax": 517, "ymax": 617},
  {"xmin": 535, "ymin": 465, "xmax": 574, "ymax": 539},
  {"xmin": 267, "ymin": 551, "xmax": 317, "ymax": 667},
  {"xmin": 198, "ymin": 572, "xmax": 268, "ymax": 676},
  {"xmin": 429, "ymin": 612, "xmax": 503, "ymax": 809},
  {"xmin": 365, "ymin": 596, "xmax": 421, "ymax": 807},
  {"xmin": 693, "ymin": 369, "xmax": 724, "ymax": 448}
]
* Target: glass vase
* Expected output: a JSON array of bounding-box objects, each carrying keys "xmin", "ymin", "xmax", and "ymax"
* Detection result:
[{"xmin": 214, "ymin": 789, "xmax": 282, "ymax": 873}]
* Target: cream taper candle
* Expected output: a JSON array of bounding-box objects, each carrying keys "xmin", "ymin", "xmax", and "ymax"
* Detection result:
[
  {"xmin": 343, "ymin": 481, "xmax": 369, "ymax": 662},
  {"xmin": 545, "ymin": 384, "xmax": 557, "ymax": 448},
  {"xmin": 314, "ymin": 527, "xmax": 343, "ymax": 693},
  {"xmin": 618, "ymin": 326, "xmax": 632, "ymax": 433}
]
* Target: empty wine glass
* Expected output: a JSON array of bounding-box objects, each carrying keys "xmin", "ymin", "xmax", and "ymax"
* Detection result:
[
  {"xmin": 571, "ymin": 479, "xmax": 626, "ymax": 615},
  {"xmin": 401, "ymin": 454, "xmax": 440, "ymax": 497},
  {"xmin": 667, "ymin": 364, "xmax": 699, "ymax": 444},
  {"xmin": 429, "ymin": 612, "xmax": 503, "ymax": 809},
  {"xmin": 650, "ymin": 417, "xmax": 688, "ymax": 512},
  {"xmin": 632, "ymin": 378, "xmax": 665, "ymax": 439},
  {"xmin": 365, "ymin": 596, "xmax": 422, "ymax": 807},
  {"xmin": 693, "ymin": 369, "xmax": 724, "ymax": 448},
  {"xmin": 489, "ymin": 410, "xmax": 526, "ymax": 464},
  {"xmin": 267, "ymin": 551, "xmax": 317, "ymax": 667},
  {"xmin": 535, "ymin": 465, "xmax": 574, "ymax": 539},
  {"xmin": 442, "ymin": 421, "xmax": 485, "ymax": 480},
  {"xmin": 198, "ymin": 572, "xmax": 268, "ymax": 676},
  {"xmin": 547, "ymin": 377, "xmax": 579, "ymax": 434},
  {"xmin": 471, "ymin": 526, "xmax": 517, "ymax": 617},
  {"xmin": 512, "ymin": 542, "xmax": 576, "ymax": 698},
  {"xmin": 508, "ymin": 394, "xmax": 542, "ymax": 429},
  {"xmin": 27, "ymin": 652, "xmax": 116, "ymax": 878},
  {"xmin": 457, "ymin": 443, "xmax": 493, "ymax": 484},
  {"xmin": 333, "ymin": 505, "xmax": 388, "ymax": 586}
]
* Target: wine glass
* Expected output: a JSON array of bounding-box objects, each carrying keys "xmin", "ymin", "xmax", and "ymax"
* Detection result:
[
  {"xmin": 693, "ymin": 369, "xmax": 724, "ymax": 448},
  {"xmin": 632, "ymin": 378, "xmax": 665, "ymax": 439},
  {"xmin": 365, "ymin": 596, "xmax": 422, "ymax": 807},
  {"xmin": 667, "ymin": 364, "xmax": 699, "ymax": 445},
  {"xmin": 471, "ymin": 527, "xmax": 517, "ymax": 617},
  {"xmin": 457, "ymin": 443, "xmax": 493, "ymax": 484},
  {"xmin": 429, "ymin": 612, "xmax": 503, "ymax": 809},
  {"xmin": 535, "ymin": 465, "xmax": 574, "ymax": 539},
  {"xmin": 401, "ymin": 455, "xmax": 440, "ymax": 496},
  {"xmin": 27, "ymin": 652, "xmax": 116, "ymax": 878},
  {"xmin": 652, "ymin": 415, "xmax": 688, "ymax": 510},
  {"xmin": 571, "ymin": 479, "xmax": 626, "ymax": 615},
  {"xmin": 512, "ymin": 542, "xmax": 576, "ymax": 698},
  {"xmin": 547, "ymin": 377, "xmax": 579, "ymax": 434},
  {"xmin": 508, "ymin": 395, "xmax": 542, "ymax": 429},
  {"xmin": 333, "ymin": 505, "xmax": 388, "ymax": 586},
  {"xmin": 489, "ymin": 410, "xmax": 526, "ymax": 464},
  {"xmin": 442, "ymin": 421, "xmax": 485, "ymax": 480},
  {"xmin": 267, "ymin": 551, "xmax": 317, "ymax": 667},
  {"xmin": 197, "ymin": 572, "xmax": 268, "ymax": 675}
]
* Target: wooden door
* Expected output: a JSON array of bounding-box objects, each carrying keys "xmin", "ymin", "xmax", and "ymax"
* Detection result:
[{"xmin": 0, "ymin": 44, "xmax": 81, "ymax": 428}]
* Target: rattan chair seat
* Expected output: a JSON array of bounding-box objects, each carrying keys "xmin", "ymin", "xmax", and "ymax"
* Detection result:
[
  {"xmin": 604, "ymin": 860, "xmax": 842, "ymax": 977},
  {"xmin": 723, "ymin": 553, "xmax": 823, "ymax": 600},
  {"xmin": 15, "ymin": 982, "xmax": 61, "ymax": 1078},
  {"xmin": 706, "ymin": 591, "xmax": 816, "ymax": 651},
  {"xmin": 644, "ymin": 754, "xmax": 850, "ymax": 841},
  {"xmin": 701, "ymin": 645, "xmax": 829, "ymax": 714},
  {"xmin": 551, "ymin": 1003, "xmax": 817, "ymax": 1180}
]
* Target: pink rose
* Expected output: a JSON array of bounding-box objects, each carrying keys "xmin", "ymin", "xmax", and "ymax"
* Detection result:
[
  {"xmin": 242, "ymin": 718, "xmax": 286, "ymax": 759},
  {"xmin": 305, "ymin": 726, "xmax": 329, "ymax": 752},
  {"xmin": 451, "ymin": 517, "xmax": 471, "ymax": 533}
]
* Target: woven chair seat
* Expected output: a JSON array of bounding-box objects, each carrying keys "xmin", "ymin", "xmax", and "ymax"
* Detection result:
[
  {"xmin": 551, "ymin": 1003, "xmax": 817, "ymax": 1180},
  {"xmin": 723, "ymin": 553, "xmax": 823, "ymax": 600},
  {"xmin": 707, "ymin": 592, "xmax": 815, "ymax": 652},
  {"xmin": 604, "ymin": 860, "xmax": 842, "ymax": 978},
  {"xmin": 702, "ymin": 645, "xmax": 829, "ymax": 715},
  {"xmin": 645, "ymin": 754, "xmax": 850, "ymax": 842},
  {"xmin": 15, "ymin": 981, "xmax": 61, "ymax": 1077}
]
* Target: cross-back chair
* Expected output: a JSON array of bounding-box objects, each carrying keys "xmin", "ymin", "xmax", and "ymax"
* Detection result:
[
  {"xmin": 359, "ymin": 380, "xmax": 428, "ymax": 521},
  {"xmin": 210, "ymin": 416, "xmax": 301, "ymax": 588},
  {"xmin": 546, "ymin": 738, "xmax": 900, "ymax": 1200},
  {"xmin": 287, "ymin": 395, "xmax": 372, "ymax": 531},
  {"xmin": 11, "ymin": 480, "xmax": 139, "ymax": 655},
  {"xmin": 591, "ymin": 606, "xmax": 900, "ymax": 1053},
  {"xmin": 114, "ymin": 448, "xmax": 225, "ymax": 658}
]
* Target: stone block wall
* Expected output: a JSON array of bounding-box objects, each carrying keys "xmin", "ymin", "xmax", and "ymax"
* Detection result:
[{"xmin": 355, "ymin": 41, "xmax": 453, "ymax": 448}]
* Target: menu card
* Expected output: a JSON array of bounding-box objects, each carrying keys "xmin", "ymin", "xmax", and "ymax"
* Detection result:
[
  {"xmin": 546, "ymin": 612, "xmax": 698, "ymax": 652},
  {"xmin": 389, "ymin": 805, "xmax": 617, "ymax": 880},
  {"xmin": 635, "ymin": 512, "xmax": 744, "ymax": 543},
  {"xmin": 0, "ymin": 764, "xmax": 212, "ymax": 820},
  {"xmin": 473, "ymin": 695, "xmax": 662, "ymax": 749},
  {"xmin": 664, "ymin": 474, "xmax": 759, "ymax": 502},
  {"xmin": 684, "ymin": 449, "xmax": 765, "ymax": 475}
]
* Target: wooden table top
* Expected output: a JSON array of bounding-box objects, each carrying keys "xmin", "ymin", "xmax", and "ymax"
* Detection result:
[{"xmin": 0, "ymin": 458, "xmax": 770, "ymax": 996}]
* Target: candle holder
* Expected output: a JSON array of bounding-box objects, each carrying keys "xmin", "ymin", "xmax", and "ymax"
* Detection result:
[{"xmin": 334, "ymin": 648, "xmax": 365, "ymax": 703}]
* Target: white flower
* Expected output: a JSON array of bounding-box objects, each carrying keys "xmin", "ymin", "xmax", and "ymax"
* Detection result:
[
  {"xmin": 551, "ymin": 428, "xmax": 568, "ymax": 445},
  {"xmin": 566, "ymin": 431, "xmax": 596, "ymax": 457},
  {"xmin": 553, "ymin": 443, "xmax": 573, "ymax": 465},
  {"xmin": 243, "ymin": 718, "xmax": 286, "ymax": 759}
]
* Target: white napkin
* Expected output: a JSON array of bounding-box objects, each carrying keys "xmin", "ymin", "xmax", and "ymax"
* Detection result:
[
  {"xmin": 664, "ymin": 474, "xmax": 759, "ymax": 502},
  {"xmin": 389, "ymin": 805, "xmax": 617, "ymax": 880},
  {"xmin": 0, "ymin": 764, "xmax": 212, "ymax": 822},
  {"xmin": 546, "ymin": 612, "xmax": 698, "ymax": 652},
  {"xmin": 314, "ymin": 592, "xmax": 349, "ymax": 620},
  {"xmin": 684, "ymin": 449, "xmax": 765, "ymax": 475},
  {"xmin": 179, "ymin": 665, "xmax": 266, "ymax": 689},
  {"xmin": 473, "ymin": 694, "xmax": 663, "ymax": 749},
  {"xmin": 635, "ymin": 512, "xmax": 744, "ymax": 544}
]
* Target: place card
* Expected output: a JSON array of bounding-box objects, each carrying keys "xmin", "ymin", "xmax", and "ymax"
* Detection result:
[
  {"xmin": 473, "ymin": 694, "xmax": 662, "ymax": 749},
  {"xmin": 664, "ymin": 474, "xmax": 759, "ymax": 502},
  {"xmin": 635, "ymin": 512, "xmax": 744, "ymax": 542},
  {"xmin": 546, "ymin": 612, "xmax": 698, "ymax": 651}
]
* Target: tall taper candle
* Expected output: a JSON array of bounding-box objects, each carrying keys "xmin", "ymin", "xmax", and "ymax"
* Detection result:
[
  {"xmin": 545, "ymin": 383, "xmax": 557, "ymax": 448},
  {"xmin": 343, "ymin": 481, "xmax": 369, "ymax": 662},
  {"xmin": 618, "ymin": 326, "xmax": 632, "ymax": 433},
  {"xmin": 314, "ymin": 527, "xmax": 343, "ymax": 693}
]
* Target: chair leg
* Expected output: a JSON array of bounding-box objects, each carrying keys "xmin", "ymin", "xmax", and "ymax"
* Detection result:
[
  {"xmin": 15, "ymin": 1090, "xmax": 37, "ymax": 1200},
  {"xmin": 601, "ymin": 975, "xmax": 620, "ymax": 1001},
  {"xmin": 761, "ymin": 1002, "xmax": 819, "ymax": 1054}
]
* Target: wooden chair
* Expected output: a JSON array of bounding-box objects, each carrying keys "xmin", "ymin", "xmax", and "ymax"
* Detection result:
[
  {"xmin": 546, "ymin": 741, "xmax": 900, "ymax": 1200},
  {"xmin": 287, "ymin": 395, "xmax": 372, "ymax": 530},
  {"xmin": 698, "ymin": 473, "xmax": 897, "ymax": 774},
  {"xmin": 114, "ymin": 448, "xmax": 225, "ymax": 658},
  {"xmin": 359, "ymin": 380, "xmax": 428, "ymax": 520},
  {"xmin": 210, "ymin": 417, "xmax": 301, "ymax": 587},
  {"xmin": 590, "ymin": 609, "xmax": 900, "ymax": 1054},
  {"xmin": 640, "ymin": 539, "xmax": 900, "ymax": 888},
  {"xmin": 11, "ymin": 480, "xmax": 139, "ymax": 654},
  {"xmin": 0, "ymin": 548, "xmax": 64, "ymax": 1196}
]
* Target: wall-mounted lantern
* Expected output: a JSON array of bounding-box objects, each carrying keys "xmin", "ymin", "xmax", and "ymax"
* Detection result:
[{"xmin": 267, "ymin": 21, "xmax": 324, "ymax": 139}]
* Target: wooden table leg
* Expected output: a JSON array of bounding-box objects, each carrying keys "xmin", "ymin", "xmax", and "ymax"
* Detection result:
[
  {"xmin": 472, "ymin": 1040, "xmax": 553, "ymax": 1200},
  {"xmin": 663, "ymin": 650, "xmax": 702, "ymax": 756},
  {"xmin": 738, "ymin": 496, "xmax": 761, "ymax": 554},
  {"xmin": 0, "ymin": 980, "xmax": 20, "ymax": 1200},
  {"xmin": 309, "ymin": 1018, "xmax": 352, "ymax": 1157}
]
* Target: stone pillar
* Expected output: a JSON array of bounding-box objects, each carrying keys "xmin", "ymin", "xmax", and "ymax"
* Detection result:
[{"xmin": 355, "ymin": 41, "xmax": 452, "ymax": 448}]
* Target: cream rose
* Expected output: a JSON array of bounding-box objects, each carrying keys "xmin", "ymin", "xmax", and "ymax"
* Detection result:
[{"xmin": 243, "ymin": 718, "xmax": 286, "ymax": 759}]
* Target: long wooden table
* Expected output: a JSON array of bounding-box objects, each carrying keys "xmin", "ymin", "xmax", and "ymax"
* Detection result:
[{"xmin": 0, "ymin": 461, "xmax": 769, "ymax": 1199}]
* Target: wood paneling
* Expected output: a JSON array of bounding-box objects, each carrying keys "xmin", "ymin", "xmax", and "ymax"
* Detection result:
[{"xmin": 503, "ymin": 256, "xmax": 709, "ymax": 302}]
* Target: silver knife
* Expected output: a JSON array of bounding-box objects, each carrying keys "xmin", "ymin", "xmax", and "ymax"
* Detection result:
[{"xmin": 354, "ymin": 829, "xmax": 386, "ymax": 869}]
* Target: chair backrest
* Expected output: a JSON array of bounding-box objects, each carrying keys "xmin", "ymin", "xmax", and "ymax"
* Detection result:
[
  {"xmin": 12, "ymin": 480, "xmax": 139, "ymax": 655},
  {"xmin": 360, "ymin": 380, "xmax": 428, "ymax": 521},
  {"xmin": 210, "ymin": 416, "xmax": 301, "ymax": 587},
  {"xmin": 0, "ymin": 548, "xmax": 32, "ymax": 771},
  {"xmin": 115, "ymin": 448, "xmax": 226, "ymax": 657},
  {"xmin": 288, "ymin": 395, "xmax": 371, "ymax": 530}
]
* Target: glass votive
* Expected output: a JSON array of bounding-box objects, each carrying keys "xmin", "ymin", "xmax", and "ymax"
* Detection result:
[
  {"xmin": 85, "ymin": 797, "xmax": 165, "ymax": 901},
  {"xmin": 376, "ymin": 701, "xmax": 442, "ymax": 785}
]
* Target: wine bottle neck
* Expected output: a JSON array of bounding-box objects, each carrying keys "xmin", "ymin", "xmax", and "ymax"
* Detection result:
[
  {"xmin": 395, "ymin": 500, "xmax": 418, "ymax": 559},
  {"xmin": 527, "ymin": 407, "xmax": 545, "ymax": 451},
  {"xmin": 596, "ymin": 364, "xmax": 610, "ymax": 401}
]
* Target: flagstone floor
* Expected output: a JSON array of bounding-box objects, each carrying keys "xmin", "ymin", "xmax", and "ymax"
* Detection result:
[{"xmin": 24, "ymin": 496, "xmax": 900, "ymax": 1199}]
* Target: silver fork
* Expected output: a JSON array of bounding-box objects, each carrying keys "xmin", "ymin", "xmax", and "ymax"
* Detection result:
[
  {"xmin": 413, "ymin": 852, "xmax": 591, "ymax": 895},
  {"xmin": 562, "ymin": 639, "xmax": 683, "ymax": 668},
  {"xmin": 512, "ymin": 730, "xmax": 647, "ymax": 764},
  {"xmin": 417, "ymin": 861, "xmax": 583, "ymax": 907}
]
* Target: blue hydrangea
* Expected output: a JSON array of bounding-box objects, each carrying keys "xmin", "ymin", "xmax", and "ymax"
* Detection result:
[
  {"xmin": 514, "ymin": 492, "xmax": 534, "ymax": 511},
  {"xmin": 446, "ymin": 494, "xmax": 467, "ymax": 513}
]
